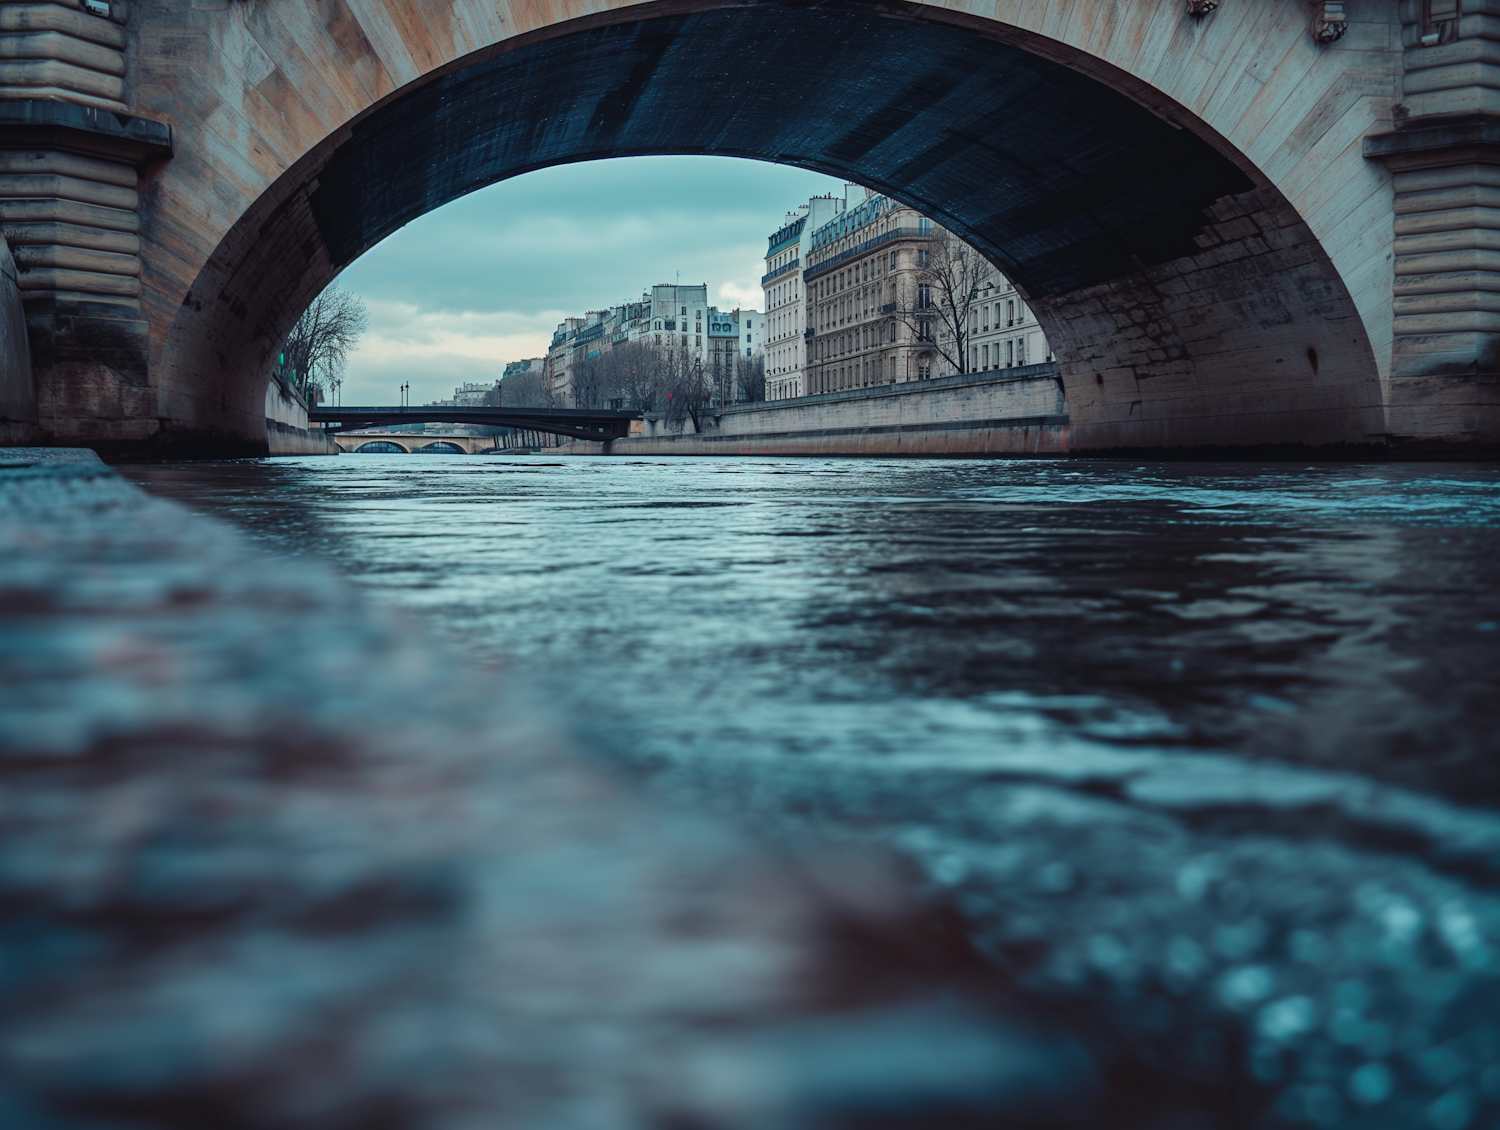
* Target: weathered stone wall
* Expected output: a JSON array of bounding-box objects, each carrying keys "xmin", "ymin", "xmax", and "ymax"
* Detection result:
[
  {"xmin": 263, "ymin": 374, "xmax": 337, "ymax": 455},
  {"xmin": 1360, "ymin": 0, "xmax": 1500, "ymax": 451},
  {"xmin": 0, "ymin": 3, "xmax": 167, "ymax": 453},
  {"xmin": 1046, "ymin": 186, "xmax": 1388, "ymax": 451},
  {"xmin": 595, "ymin": 366, "xmax": 1068, "ymax": 457}
]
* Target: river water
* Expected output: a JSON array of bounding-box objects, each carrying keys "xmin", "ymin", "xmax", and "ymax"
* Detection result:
[{"xmin": 127, "ymin": 454, "xmax": 1500, "ymax": 1129}]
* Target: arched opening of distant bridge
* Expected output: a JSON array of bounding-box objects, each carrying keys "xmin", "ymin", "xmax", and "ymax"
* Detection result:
[{"xmin": 40, "ymin": 1, "xmax": 1448, "ymax": 458}]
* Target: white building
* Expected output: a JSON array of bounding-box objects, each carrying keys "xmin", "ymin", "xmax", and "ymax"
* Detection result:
[
  {"xmin": 741, "ymin": 308, "xmax": 761, "ymax": 360},
  {"xmin": 543, "ymin": 284, "xmax": 762, "ymax": 407},
  {"xmin": 452, "ymin": 381, "xmax": 496, "ymax": 407},
  {"xmin": 762, "ymin": 193, "xmax": 844, "ymax": 401},
  {"xmin": 967, "ymin": 274, "xmax": 1051, "ymax": 373}
]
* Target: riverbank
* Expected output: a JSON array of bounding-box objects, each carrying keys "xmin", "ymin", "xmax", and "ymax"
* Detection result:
[{"xmin": 563, "ymin": 363, "xmax": 1067, "ymax": 456}]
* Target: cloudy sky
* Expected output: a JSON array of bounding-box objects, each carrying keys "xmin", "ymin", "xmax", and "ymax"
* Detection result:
[{"xmin": 335, "ymin": 156, "xmax": 851, "ymax": 406}]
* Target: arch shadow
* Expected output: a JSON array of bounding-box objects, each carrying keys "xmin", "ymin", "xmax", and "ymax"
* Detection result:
[
  {"xmin": 354, "ymin": 441, "xmax": 409, "ymax": 454},
  {"xmin": 417, "ymin": 441, "xmax": 467, "ymax": 454},
  {"xmin": 161, "ymin": 0, "xmax": 1386, "ymax": 454}
]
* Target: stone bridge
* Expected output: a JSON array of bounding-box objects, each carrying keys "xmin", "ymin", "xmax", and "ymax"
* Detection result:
[
  {"xmin": 0, "ymin": 0, "xmax": 1493, "ymax": 458},
  {"xmin": 331, "ymin": 430, "xmax": 501, "ymax": 454}
]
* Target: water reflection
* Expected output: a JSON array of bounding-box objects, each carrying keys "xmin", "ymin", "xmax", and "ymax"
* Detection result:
[{"xmin": 126, "ymin": 454, "xmax": 1500, "ymax": 1128}]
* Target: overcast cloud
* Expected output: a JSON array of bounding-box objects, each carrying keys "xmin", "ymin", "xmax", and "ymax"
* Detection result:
[{"xmin": 335, "ymin": 156, "xmax": 849, "ymax": 406}]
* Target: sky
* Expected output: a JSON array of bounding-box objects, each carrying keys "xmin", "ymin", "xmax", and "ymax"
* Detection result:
[{"xmin": 334, "ymin": 156, "xmax": 851, "ymax": 406}]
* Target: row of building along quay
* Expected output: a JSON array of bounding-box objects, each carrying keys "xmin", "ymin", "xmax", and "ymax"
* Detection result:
[
  {"xmin": 498, "ymin": 185, "xmax": 1051, "ymax": 417},
  {"xmin": 764, "ymin": 184, "xmax": 1051, "ymax": 401}
]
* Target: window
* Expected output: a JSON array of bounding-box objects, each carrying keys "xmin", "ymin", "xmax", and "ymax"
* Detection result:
[
  {"xmin": 982, "ymin": 307, "xmax": 990, "ymax": 332},
  {"xmin": 918, "ymin": 361, "xmax": 931, "ymax": 380},
  {"xmin": 918, "ymin": 319, "xmax": 932, "ymax": 342},
  {"xmin": 982, "ymin": 343, "xmax": 989, "ymax": 368},
  {"xmin": 970, "ymin": 309, "xmax": 978, "ymax": 332},
  {"xmin": 890, "ymin": 251, "xmax": 898, "ymax": 270},
  {"xmin": 918, "ymin": 285, "xmax": 932, "ymax": 309},
  {"xmin": 1007, "ymin": 300, "xmax": 1015, "ymax": 327},
  {"xmin": 1018, "ymin": 337, "xmax": 1027, "ymax": 366},
  {"xmin": 1006, "ymin": 340, "xmax": 1014, "ymax": 366},
  {"xmin": 972, "ymin": 346, "xmax": 979, "ymax": 369}
]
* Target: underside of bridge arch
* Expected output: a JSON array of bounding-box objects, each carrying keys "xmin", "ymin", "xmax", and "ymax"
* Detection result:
[{"xmin": 156, "ymin": 0, "xmax": 1385, "ymax": 457}]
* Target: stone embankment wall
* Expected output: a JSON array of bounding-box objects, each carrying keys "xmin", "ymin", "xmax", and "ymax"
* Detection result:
[
  {"xmin": 264, "ymin": 375, "xmax": 337, "ymax": 456},
  {"xmin": 581, "ymin": 365, "xmax": 1068, "ymax": 457}
]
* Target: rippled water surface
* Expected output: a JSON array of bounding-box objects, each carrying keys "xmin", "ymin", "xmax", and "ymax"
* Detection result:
[{"xmin": 127, "ymin": 454, "xmax": 1500, "ymax": 1128}]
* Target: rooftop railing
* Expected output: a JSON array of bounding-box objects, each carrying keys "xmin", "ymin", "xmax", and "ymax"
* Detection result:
[{"xmin": 760, "ymin": 258, "xmax": 800, "ymax": 286}]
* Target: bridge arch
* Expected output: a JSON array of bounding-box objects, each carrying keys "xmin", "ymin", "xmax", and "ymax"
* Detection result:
[
  {"xmin": 127, "ymin": 0, "xmax": 1399, "ymax": 455},
  {"xmin": 417, "ymin": 441, "xmax": 467, "ymax": 454},
  {"xmin": 355, "ymin": 440, "xmax": 409, "ymax": 454}
]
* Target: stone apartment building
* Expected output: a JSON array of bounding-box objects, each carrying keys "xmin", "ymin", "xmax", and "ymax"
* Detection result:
[
  {"xmin": 708, "ymin": 307, "xmax": 741, "ymax": 403},
  {"xmin": 804, "ymin": 188, "xmax": 935, "ymax": 395},
  {"xmin": 803, "ymin": 186, "xmax": 1051, "ymax": 396},
  {"xmin": 762, "ymin": 193, "xmax": 844, "ymax": 401},
  {"xmin": 543, "ymin": 283, "xmax": 762, "ymax": 407},
  {"xmin": 967, "ymin": 276, "xmax": 1050, "ymax": 373}
]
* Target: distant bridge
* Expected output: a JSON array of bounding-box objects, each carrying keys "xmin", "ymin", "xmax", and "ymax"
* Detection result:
[
  {"xmin": 310, "ymin": 407, "xmax": 638, "ymax": 443},
  {"xmin": 331, "ymin": 430, "xmax": 508, "ymax": 455}
]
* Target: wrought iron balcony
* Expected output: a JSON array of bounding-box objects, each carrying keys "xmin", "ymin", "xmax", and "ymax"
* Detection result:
[{"xmin": 760, "ymin": 258, "xmax": 800, "ymax": 286}]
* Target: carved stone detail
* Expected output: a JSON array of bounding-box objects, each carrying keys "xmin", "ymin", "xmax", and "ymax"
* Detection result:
[{"xmin": 1313, "ymin": 2, "xmax": 1348, "ymax": 45}]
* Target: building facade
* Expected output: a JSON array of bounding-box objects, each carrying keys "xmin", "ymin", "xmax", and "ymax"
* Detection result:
[
  {"xmin": 803, "ymin": 188, "xmax": 934, "ymax": 395},
  {"xmin": 543, "ymin": 283, "xmax": 762, "ymax": 408},
  {"xmin": 762, "ymin": 194, "xmax": 844, "ymax": 401},
  {"xmin": 966, "ymin": 277, "xmax": 1049, "ymax": 373},
  {"xmin": 803, "ymin": 187, "xmax": 1051, "ymax": 395}
]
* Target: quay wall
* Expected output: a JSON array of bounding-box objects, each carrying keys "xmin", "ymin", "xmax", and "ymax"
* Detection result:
[
  {"xmin": 265, "ymin": 378, "xmax": 338, "ymax": 456},
  {"xmin": 579, "ymin": 365, "xmax": 1068, "ymax": 458}
]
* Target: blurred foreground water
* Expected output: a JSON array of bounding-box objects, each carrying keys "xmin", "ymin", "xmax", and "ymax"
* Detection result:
[{"xmin": 123, "ymin": 454, "xmax": 1500, "ymax": 1129}]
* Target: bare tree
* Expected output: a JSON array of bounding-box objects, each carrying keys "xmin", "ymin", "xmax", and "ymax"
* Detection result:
[
  {"xmin": 279, "ymin": 286, "xmax": 369, "ymax": 406},
  {"xmin": 661, "ymin": 347, "xmax": 712, "ymax": 431},
  {"xmin": 500, "ymin": 367, "xmax": 549, "ymax": 408},
  {"xmin": 893, "ymin": 228, "xmax": 985, "ymax": 378},
  {"xmin": 734, "ymin": 352, "xmax": 765, "ymax": 403},
  {"xmin": 612, "ymin": 342, "xmax": 673, "ymax": 413},
  {"xmin": 570, "ymin": 352, "xmax": 614, "ymax": 410}
]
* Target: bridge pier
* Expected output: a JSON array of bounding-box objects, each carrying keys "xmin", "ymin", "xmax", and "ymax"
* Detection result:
[
  {"xmin": 0, "ymin": 22, "xmax": 172, "ymax": 452},
  {"xmin": 1362, "ymin": 4, "xmax": 1500, "ymax": 452}
]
